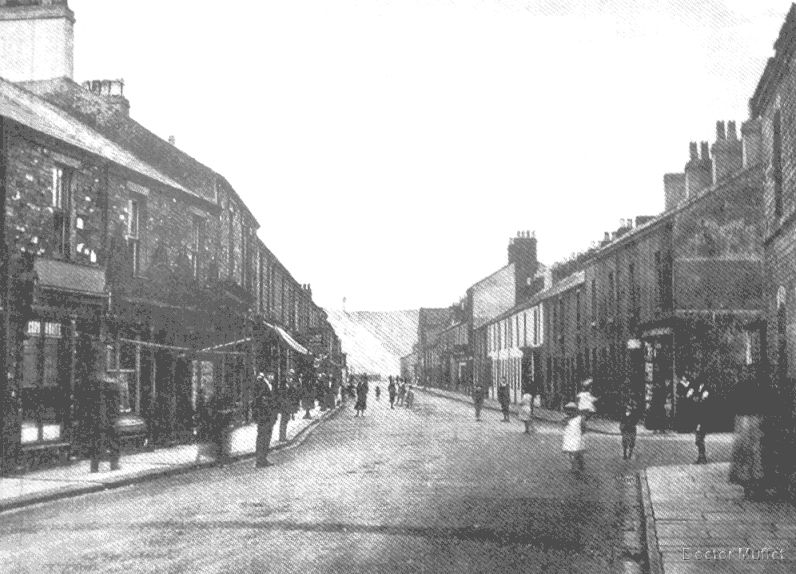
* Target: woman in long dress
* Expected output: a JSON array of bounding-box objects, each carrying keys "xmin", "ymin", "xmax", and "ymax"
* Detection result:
[
  {"xmin": 729, "ymin": 369, "xmax": 771, "ymax": 499},
  {"xmin": 354, "ymin": 376, "xmax": 369, "ymax": 417}
]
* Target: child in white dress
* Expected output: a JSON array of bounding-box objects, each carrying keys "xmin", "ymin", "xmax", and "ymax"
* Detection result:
[{"xmin": 562, "ymin": 402, "xmax": 585, "ymax": 473}]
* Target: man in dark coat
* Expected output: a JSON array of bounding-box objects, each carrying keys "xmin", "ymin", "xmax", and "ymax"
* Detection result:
[
  {"xmin": 90, "ymin": 374, "xmax": 122, "ymax": 472},
  {"xmin": 497, "ymin": 378, "xmax": 511, "ymax": 422},
  {"xmin": 472, "ymin": 382, "xmax": 485, "ymax": 421},
  {"xmin": 388, "ymin": 378, "xmax": 397, "ymax": 409},
  {"xmin": 254, "ymin": 372, "xmax": 278, "ymax": 468}
]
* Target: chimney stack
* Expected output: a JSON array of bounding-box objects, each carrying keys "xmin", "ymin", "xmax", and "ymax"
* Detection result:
[
  {"xmin": 711, "ymin": 119, "xmax": 742, "ymax": 183},
  {"xmin": 83, "ymin": 79, "xmax": 130, "ymax": 116},
  {"xmin": 0, "ymin": 0, "xmax": 74, "ymax": 82},
  {"xmin": 685, "ymin": 141, "xmax": 713, "ymax": 198},
  {"xmin": 168, "ymin": 135, "xmax": 176, "ymax": 145}
]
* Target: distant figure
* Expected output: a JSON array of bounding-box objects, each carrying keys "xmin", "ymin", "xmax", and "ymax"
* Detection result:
[
  {"xmin": 687, "ymin": 380, "xmax": 710, "ymax": 464},
  {"xmin": 562, "ymin": 402, "xmax": 585, "ymax": 474},
  {"xmin": 620, "ymin": 398, "xmax": 640, "ymax": 460},
  {"xmin": 472, "ymin": 382, "xmax": 484, "ymax": 421},
  {"xmin": 397, "ymin": 381, "xmax": 407, "ymax": 407},
  {"xmin": 647, "ymin": 379, "xmax": 668, "ymax": 434},
  {"xmin": 405, "ymin": 385, "xmax": 415, "ymax": 409},
  {"xmin": 518, "ymin": 386, "xmax": 534, "ymax": 434},
  {"xmin": 497, "ymin": 378, "xmax": 511, "ymax": 422},
  {"xmin": 375, "ymin": 385, "xmax": 381, "ymax": 401},
  {"xmin": 254, "ymin": 372, "xmax": 278, "ymax": 468},
  {"xmin": 354, "ymin": 375, "xmax": 369, "ymax": 417},
  {"xmin": 388, "ymin": 378, "xmax": 397, "ymax": 409}
]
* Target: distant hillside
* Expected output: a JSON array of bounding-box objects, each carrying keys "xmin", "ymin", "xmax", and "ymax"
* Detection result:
[{"xmin": 326, "ymin": 309, "xmax": 419, "ymax": 376}]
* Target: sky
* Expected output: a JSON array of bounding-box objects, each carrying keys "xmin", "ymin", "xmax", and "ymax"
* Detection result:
[{"xmin": 69, "ymin": 0, "xmax": 791, "ymax": 312}]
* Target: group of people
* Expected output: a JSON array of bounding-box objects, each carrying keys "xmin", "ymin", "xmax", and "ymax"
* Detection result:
[
  {"xmin": 349, "ymin": 374, "xmax": 415, "ymax": 416},
  {"xmin": 470, "ymin": 374, "xmax": 721, "ymax": 476}
]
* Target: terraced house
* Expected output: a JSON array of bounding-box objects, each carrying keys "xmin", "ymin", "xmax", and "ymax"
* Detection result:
[{"xmin": 0, "ymin": 0, "xmax": 343, "ymax": 473}]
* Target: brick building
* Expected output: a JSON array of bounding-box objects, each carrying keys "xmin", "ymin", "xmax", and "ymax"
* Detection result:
[{"xmin": 0, "ymin": 0, "xmax": 342, "ymax": 472}]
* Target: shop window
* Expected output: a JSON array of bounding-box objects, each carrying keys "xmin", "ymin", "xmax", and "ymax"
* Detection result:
[{"xmin": 20, "ymin": 321, "xmax": 63, "ymax": 444}]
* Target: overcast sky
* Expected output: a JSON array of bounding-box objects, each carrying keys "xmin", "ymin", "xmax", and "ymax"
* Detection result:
[{"xmin": 70, "ymin": 0, "xmax": 789, "ymax": 312}]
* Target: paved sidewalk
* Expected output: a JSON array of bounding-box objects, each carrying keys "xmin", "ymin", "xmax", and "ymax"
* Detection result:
[
  {"xmin": 416, "ymin": 385, "xmax": 651, "ymax": 436},
  {"xmin": 642, "ymin": 463, "xmax": 796, "ymax": 573},
  {"xmin": 0, "ymin": 404, "xmax": 339, "ymax": 513}
]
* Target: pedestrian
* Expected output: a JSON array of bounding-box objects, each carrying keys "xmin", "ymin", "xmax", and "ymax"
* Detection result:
[
  {"xmin": 562, "ymin": 402, "xmax": 586, "ymax": 474},
  {"xmin": 276, "ymin": 376, "xmax": 292, "ymax": 443},
  {"xmin": 397, "ymin": 380, "xmax": 406, "ymax": 407},
  {"xmin": 620, "ymin": 398, "xmax": 640, "ymax": 460},
  {"xmin": 375, "ymin": 385, "xmax": 381, "ymax": 401},
  {"xmin": 729, "ymin": 369, "xmax": 773, "ymax": 500},
  {"xmin": 354, "ymin": 375, "xmax": 369, "ymax": 417},
  {"xmin": 89, "ymin": 373, "xmax": 122, "ymax": 473},
  {"xmin": 518, "ymin": 385, "xmax": 534, "ymax": 434},
  {"xmin": 388, "ymin": 377, "xmax": 397, "ymax": 409},
  {"xmin": 497, "ymin": 378, "xmax": 511, "ymax": 422},
  {"xmin": 562, "ymin": 402, "xmax": 586, "ymax": 473},
  {"xmin": 288, "ymin": 370, "xmax": 301, "ymax": 421},
  {"xmin": 405, "ymin": 385, "xmax": 414, "ymax": 408},
  {"xmin": 576, "ymin": 378, "xmax": 597, "ymax": 427},
  {"xmin": 254, "ymin": 372, "xmax": 278, "ymax": 468},
  {"xmin": 300, "ymin": 374, "xmax": 314, "ymax": 419},
  {"xmin": 472, "ymin": 382, "xmax": 485, "ymax": 421},
  {"xmin": 687, "ymin": 380, "xmax": 710, "ymax": 464}
]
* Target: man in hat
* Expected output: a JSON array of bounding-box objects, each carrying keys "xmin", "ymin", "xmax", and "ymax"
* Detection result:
[{"xmin": 254, "ymin": 371, "xmax": 278, "ymax": 468}]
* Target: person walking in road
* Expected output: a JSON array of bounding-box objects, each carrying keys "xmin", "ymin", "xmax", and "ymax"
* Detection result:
[
  {"xmin": 497, "ymin": 378, "xmax": 511, "ymax": 422},
  {"xmin": 375, "ymin": 384, "xmax": 381, "ymax": 401},
  {"xmin": 255, "ymin": 372, "xmax": 278, "ymax": 468},
  {"xmin": 405, "ymin": 385, "xmax": 414, "ymax": 409},
  {"xmin": 562, "ymin": 402, "xmax": 586, "ymax": 474},
  {"xmin": 518, "ymin": 385, "xmax": 534, "ymax": 434},
  {"xmin": 620, "ymin": 398, "xmax": 640, "ymax": 460},
  {"xmin": 687, "ymin": 379, "xmax": 710, "ymax": 464},
  {"xmin": 354, "ymin": 375, "xmax": 369, "ymax": 417},
  {"xmin": 472, "ymin": 382, "xmax": 485, "ymax": 421},
  {"xmin": 397, "ymin": 380, "xmax": 407, "ymax": 407},
  {"xmin": 388, "ymin": 378, "xmax": 397, "ymax": 409}
]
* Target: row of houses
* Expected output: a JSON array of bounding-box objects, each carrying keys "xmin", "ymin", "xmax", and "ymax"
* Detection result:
[
  {"xmin": 403, "ymin": 5, "xmax": 796, "ymax": 424},
  {"xmin": 0, "ymin": 0, "xmax": 344, "ymax": 473}
]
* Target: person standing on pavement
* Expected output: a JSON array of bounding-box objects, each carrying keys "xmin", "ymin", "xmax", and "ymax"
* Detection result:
[
  {"xmin": 354, "ymin": 375, "xmax": 369, "ymax": 417},
  {"xmin": 375, "ymin": 384, "xmax": 381, "ymax": 401},
  {"xmin": 518, "ymin": 385, "xmax": 534, "ymax": 434},
  {"xmin": 405, "ymin": 385, "xmax": 414, "ymax": 408},
  {"xmin": 472, "ymin": 382, "xmax": 485, "ymax": 421},
  {"xmin": 89, "ymin": 373, "xmax": 122, "ymax": 473},
  {"xmin": 276, "ymin": 376, "xmax": 292, "ymax": 443},
  {"xmin": 254, "ymin": 372, "xmax": 278, "ymax": 468},
  {"xmin": 729, "ymin": 369, "xmax": 773, "ymax": 500},
  {"xmin": 388, "ymin": 378, "xmax": 397, "ymax": 409},
  {"xmin": 497, "ymin": 378, "xmax": 511, "ymax": 422}
]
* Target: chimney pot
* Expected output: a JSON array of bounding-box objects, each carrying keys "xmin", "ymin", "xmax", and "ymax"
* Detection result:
[
  {"xmin": 689, "ymin": 142, "xmax": 698, "ymax": 160},
  {"xmin": 716, "ymin": 121, "xmax": 726, "ymax": 140},
  {"xmin": 168, "ymin": 135, "xmax": 176, "ymax": 145},
  {"xmin": 727, "ymin": 121, "xmax": 737, "ymax": 140},
  {"xmin": 700, "ymin": 141, "xmax": 710, "ymax": 160}
]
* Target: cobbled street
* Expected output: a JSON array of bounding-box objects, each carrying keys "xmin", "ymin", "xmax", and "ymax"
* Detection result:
[{"xmin": 0, "ymin": 392, "xmax": 732, "ymax": 573}]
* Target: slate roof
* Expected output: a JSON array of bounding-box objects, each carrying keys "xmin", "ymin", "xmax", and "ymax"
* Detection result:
[
  {"xmin": 0, "ymin": 76, "xmax": 192, "ymax": 196},
  {"xmin": 19, "ymin": 77, "xmax": 255, "ymax": 221}
]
